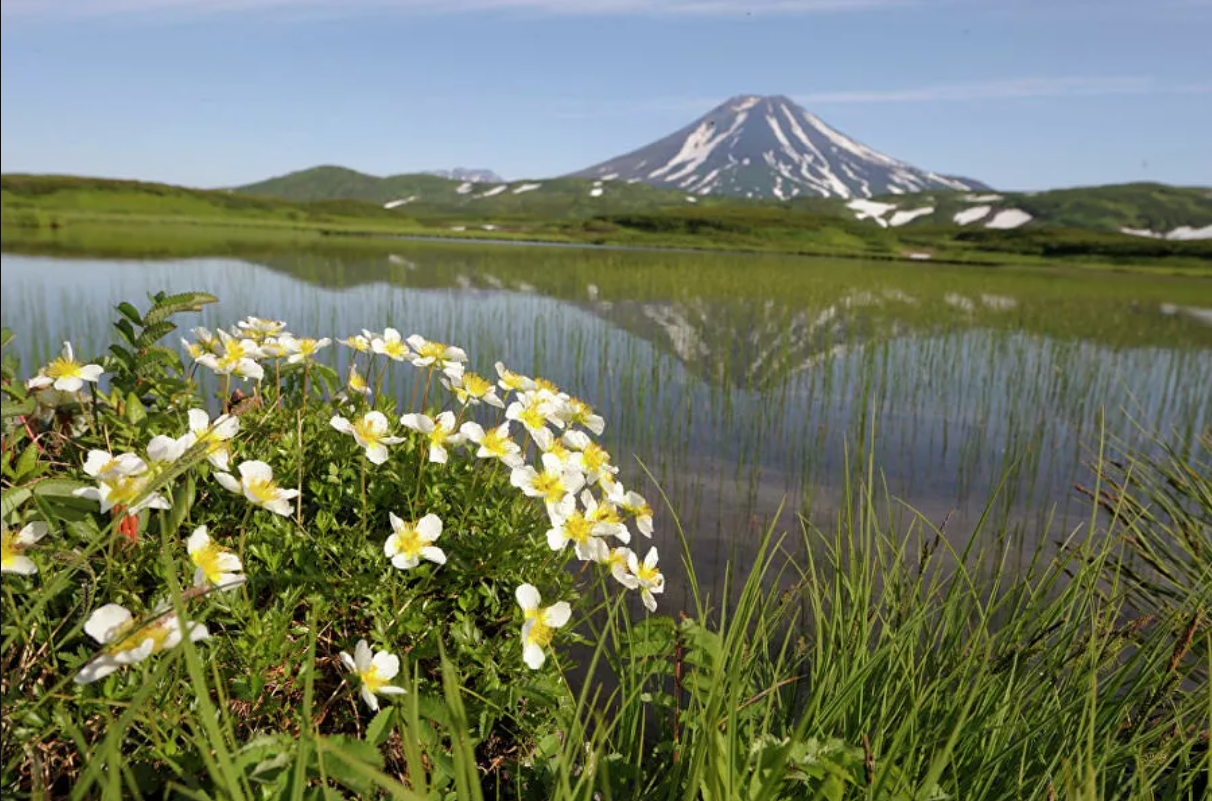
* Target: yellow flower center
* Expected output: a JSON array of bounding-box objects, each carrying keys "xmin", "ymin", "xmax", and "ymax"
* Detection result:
[
  {"xmin": 562, "ymin": 513, "xmax": 594, "ymax": 545},
  {"xmin": 105, "ymin": 476, "xmax": 145, "ymax": 505},
  {"xmin": 567, "ymin": 397, "xmax": 593, "ymax": 422},
  {"xmin": 582, "ymin": 444, "xmax": 610, "ymax": 472},
  {"xmin": 1, "ymin": 531, "xmax": 18, "ymax": 565},
  {"xmin": 623, "ymin": 501, "xmax": 653, "ymax": 518},
  {"xmin": 45, "ymin": 357, "xmax": 83, "ymax": 379},
  {"xmin": 532, "ymin": 471, "xmax": 565, "ymax": 504},
  {"xmin": 297, "ymin": 338, "xmax": 318, "ymax": 355},
  {"xmin": 186, "ymin": 342, "xmax": 204, "ymax": 359},
  {"xmin": 418, "ymin": 341, "xmax": 448, "ymax": 360},
  {"xmin": 527, "ymin": 616, "xmax": 555, "ymax": 648},
  {"xmin": 383, "ymin": 340, "xmax": 407, "ymax": 359},
  {"xmin": 246, "ymin": 478, "xmax": 280, "ymax": 504},
  {"xmin": 501, "ymin": 370, "xmax": 528, "ymax": 390},
  {"xmin": 534, "ymin": 377, "xmax": 559, "ymax": 394},
  {"xmin": 192, "ymin": 541, "xmax": 228, "ymax": 583},
  {"xmin": 360, "ymin": 665, "xmax": 388, "ymax": 693},
  {"xmin": 481, "ymin": 428, "xmax": 513, "ymax": 457},
  {"xmin": 390, "ymin": 524, "xmax": 422, "ymax": 558},
  {"xmin": 352, "ymin": 417, "xmax": 383, "ymax": 448},
  {"xmin": 349, "ymin": 371, "xmax": 368, "ymax": 392},
  {"xmin": 519, "ymin": 405, "xmax": 547, "ymax": 432},
  {"xmin": 427, "ymin": 425, "xmax": 451, "ymax": 448},
  {"xmin": 458, "ymin": 373, "xmax": 492, "ymax": 400},
  {"xmin": 588, "ymin": 502, "xmax": 622, "ymax": 526},
  {"xmin": 547, "ymin": 440, "xmax": 571, "ymax": 460},
  {"xmin": 636, "ymin": 564, "xmax": 662, "ymax": 584},
  {"xmin": 110, "ymin": 619, "xmax": 173, "ymax": 655},
  {"xmin": 607, "ymin": 549, "xmax": 627, "ymax": 570}
]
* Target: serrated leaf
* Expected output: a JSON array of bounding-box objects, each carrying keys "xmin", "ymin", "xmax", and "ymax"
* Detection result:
[
  {"xmin": 364, "ymin": 708, "xmax": 394, "ymax": 746},
  {"xmin": 125, "ymin": 391, "xmax": 147, "ymax": 424},
  {"xmin": 133, "ymin": 321, "xmax": 177, "ymax": 349},
  {"xmin": 143, "ymin": 292, "xmax": 218, "ymax": 327},
  {"xmin": 116, "ymin": 302, "xmax": 144, "ymax": 326}
]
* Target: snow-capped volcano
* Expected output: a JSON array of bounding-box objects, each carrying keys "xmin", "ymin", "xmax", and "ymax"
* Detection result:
[{"xmin": 569, "ymin": 95, "xmax": 989, "ymax": 200}]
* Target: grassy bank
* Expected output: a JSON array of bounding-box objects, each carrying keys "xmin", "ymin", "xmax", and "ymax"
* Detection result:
[
  {"xmin": 4, "ymin": 174, "xmax": 1210, "ymax": 274},
  {"xmin": 1, "ymin": 292, "xmax": 1208, "ymax": 799}
]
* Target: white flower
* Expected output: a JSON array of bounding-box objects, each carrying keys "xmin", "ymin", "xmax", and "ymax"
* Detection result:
[
  {"xmin": 236, "ymin": 316, "xmax": 286, "ymax": 339},
  {"xmin": 187, "ymin": 525, "xmax": 244, "ymax": 589},
  {"xmin": 628, "ymin": 547, "xmax": 665, "ymax": 612},
  {"xmin": 331, "ymin": 411, "xmax": 404, "ymax": 465},
  {"xmin": 339, "ymin": 333, "xmax": 373, "ymax": 353},
  {"xmin": 74, "ymin": 602, "xmax": 209, "ymax": 684},
  {"xmin": 605, "ymin": 547, "xmax": 638, "ymax": 589},
  {"xmin": 26, "ymin": 342, "xmax": 104, "ymax": 393},
  {"xmin": 285, "ymin": 336, "xmax": 331, "ymax": 364},
  {"xmin": 617, "ymin": 490, "xmax": 654, "ymax": 538},
  {"xmin": 74, "ymin": 451, "xmax": 170, "ymax": 515},
  {"xmin": 1, "ymin": 522, "xmax": 50, "ymax": 575},
  {"xmin": 339, "ymin": 639, "xmax": 407, "ymax": 711},
  {"xmin": 495, "ymin": 361, "xmax": 536, "ymax": 394},
  {"xmin": 146, "ymin": 434, "xmax": 187, "ymax": 466},
  {"xmin": 181, "ymin": 408, "xmax": 239, "ymax": 471},
  {"xmin": 384, "ymin": 513, "xmax": 445, "ymax": 570},
  {"xmin": 558, "ymin": 396, "xmax": 606, "ymax": 436},
  {"xmin": 562, "ymin": 433, "xmax": 618, "ymax": 485},
  {"xmin": 515, "ymin": 584, "xmax": 572, "ymax": 670},
  {"xmin": 371, "ymin": 327, "xmax": 410, "ymax": 362},
  {"xmin": 196, "ymin": 330, "xmax": 264, "ymax": 381},
  {"xmin": 214, "ymin": 460, "xmax": 299, "ymax": 516},
  {"xmin": 399, "ymin": 411, "xmax": 465, "ymax": 464},
  {"xmin": 538, "ymin": 437, "xmax": 585, "ymax": 473},
  {"xmin": 504, "ymin": 390, "xmax": 565, "ymax": 451},
  {"xmin": 258, "ymin": 337, "xmax": 292, "ymax": 359},
  {"xmin": 347, "ymin": 364, "xmax": 371, "ymax": 397},
  {"xmin": 405, "ymin": 334, "xmax": 466, "ymax": 379},
  {"xmin": 442, "ymin": 372, "xmax": 504, "ymax": 408},
  {"xmin": 544, "ymin": 493, "xmax": 617, "ymax": 563},
  {"xmin": 82, "ymin": 450, "xmax": 146, "ymax": 481},
  {"xmin": 511, "ymin": 452, "xmax": 585, "ymax": 510},
  {"xmin": 459, "ymin": 421, "xmax": 524, "ymax": 469}
]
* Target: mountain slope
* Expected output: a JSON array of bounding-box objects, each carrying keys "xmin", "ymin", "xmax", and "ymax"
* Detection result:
[
  {"xmin": 568, "ymin": 94, "xmax": 989, "ymax": 200},
  {"xmin": 425, "ymin": 167, "xmax": 505, "ymax": 183}
]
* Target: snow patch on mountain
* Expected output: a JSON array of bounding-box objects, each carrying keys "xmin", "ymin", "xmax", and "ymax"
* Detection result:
[
  {"xmin": 889, "ymin": 207, "xmax": 934, "ymax": 227},
  {"xmin": 383, "ymin": 196, "xmax": 417, "ymax": 209},
  {"xmin": 847, "ymin": 199, "xmax": 898, "ymax": 227},
  {"xmin": 512, "ymin": 183, "xmax": 542, "ymax": 194},
  {"xmin": 985, "ymin": 209, "xmax": 1033, "ymax": 229},
  {"xmin": 954, "ymin": 206, "xmax": 992, "ymax": 225},
  {"xmin": 475, "ymin": 185, "xmax": 508, "ymax": 199},
  {"xmin": 1121, "ymin": 224, "xmax": 1212, "ymax": 240}
]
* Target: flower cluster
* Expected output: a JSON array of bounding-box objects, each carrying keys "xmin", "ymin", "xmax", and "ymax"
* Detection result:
[
  {"xmin": 10, "ymin": 319, "xmax": 666, "ymax": 703},
  {"xmin": 183, "ymin": 317, "xmax": 331, "ymax": 381}
]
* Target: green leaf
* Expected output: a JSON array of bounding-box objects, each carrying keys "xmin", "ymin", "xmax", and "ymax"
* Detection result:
[
  {"xmin": 136, "ymin": 321, "xmax": 178, "ymax": 349},
  {"xmin": 1, "ymin": 487, "xmax": 32, "ymax": 522},
  {"xmin": 116, "ymin": 301, "xmax": 144, "ymax": 326},
  {"xmin": 143, "ymin": 292, "xmax": 218, "ymax": 327},
  {"xmin": 14, "ymin": 442, "xmax": 40, "ymax": 482},
  {"xmin": 125, "ymin": 391, "xmax": 147, "ymax": 424},
  {"xmin": 364, "ymin": 708, "xmax": 394, "ymax": 747},
  {"xmin": 1, "ymin": 397, "xmax": 35, "ymax": 420}
]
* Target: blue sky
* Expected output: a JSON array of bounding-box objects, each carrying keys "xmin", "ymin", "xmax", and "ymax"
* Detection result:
[{"xmin": 1, "ymin": 0, "xmax": 1209, "ymax": 191}]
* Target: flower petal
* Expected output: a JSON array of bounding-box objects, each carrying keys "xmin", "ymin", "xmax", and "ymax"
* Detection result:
[
  {"xmin": 515, "ymin": 583, "xmax": 540, "ymax": 613},
  {"xmin": 84, "ymin": 604, "xmax": 133, "ymax": 645},
  {"xmin": 544, "ymin": 602, "xmax": 572, "ymax": 629}
]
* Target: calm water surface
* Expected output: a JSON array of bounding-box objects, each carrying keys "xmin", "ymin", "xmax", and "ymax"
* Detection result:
[{"xmin": 2, "ymin": 237, "xmax": 1210, "ymax": 595}]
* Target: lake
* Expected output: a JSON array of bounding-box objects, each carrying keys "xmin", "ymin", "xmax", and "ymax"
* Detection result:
[{"xmin": 3, "ymin": 229, "xmax": 1210, "ymax": 596}]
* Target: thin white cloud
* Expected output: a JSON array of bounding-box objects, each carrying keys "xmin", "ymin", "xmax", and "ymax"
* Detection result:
[
  {"xmin": 794, "ymin": 76, "xmax": 1212, "ymax": 104},
  {"xmin": 0, "ymin": 0, "xmax": 915, "ymax": 19}
]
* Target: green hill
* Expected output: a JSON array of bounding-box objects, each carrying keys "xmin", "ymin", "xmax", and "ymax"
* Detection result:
[{"xmin": 235, "ymin": 165, "xmax": 731, "ymax": 218}]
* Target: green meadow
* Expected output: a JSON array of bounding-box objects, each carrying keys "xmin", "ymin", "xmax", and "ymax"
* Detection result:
[{"xmin": 1, "ymin": 225, "xmax": 1209, "ymax": 799}]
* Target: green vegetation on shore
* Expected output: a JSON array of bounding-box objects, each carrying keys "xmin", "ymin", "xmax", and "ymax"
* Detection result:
[
  {"xmin": 4, "ymin": 173, "xmax": 1210, "ymax": 273},
  {"xmin": 1, "ymin": 293, "xmax": 1208, "ymax": 799}
]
